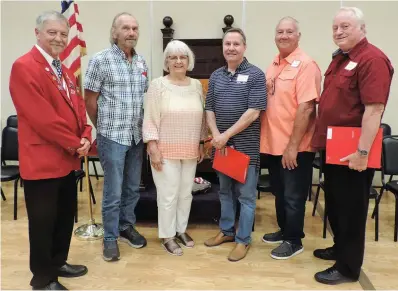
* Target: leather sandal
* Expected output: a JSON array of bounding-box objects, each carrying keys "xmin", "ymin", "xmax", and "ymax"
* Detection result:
[
  {"xmin": 176, "ymin": 232, "xmax": 194, "ymax": 248},
  {"xmin": 161, "ymin": 238, "xmax": 183, "ymax": 256}
]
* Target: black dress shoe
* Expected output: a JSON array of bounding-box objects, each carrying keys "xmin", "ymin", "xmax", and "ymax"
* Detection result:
[
  {"xmin": 32, "ymin": 281, "xmax": 68, "ymax": 290},
  {"xmin": 314, "ymin": 267, "xmax": 357, "ymax": 285},
  {"xmin": 57, "ymin": 263, "xmax": 88, "ymax": 278},
  {"xmin": 313, "ymin": 247, "xmax": 336, "ymax": 260}
]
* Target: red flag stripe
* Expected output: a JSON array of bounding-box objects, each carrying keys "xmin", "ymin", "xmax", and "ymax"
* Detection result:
[
  {"xmin": 74, "ymin": 3, "xmax": 79, "ymax": 14},
  {"xmin": 61, "ymin": 2, "xmax": 85, "ymax": 77},
  {"xmin": 69, "ymin": 58, "xmax": 81, "ymax": 76},
  {"xmin": 60, "ymin": 36, "xmax": 80, "ymax": 60}
]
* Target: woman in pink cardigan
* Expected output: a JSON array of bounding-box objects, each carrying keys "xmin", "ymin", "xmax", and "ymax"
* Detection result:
[{"xmin": 143, "ymin": 40, "xmax": 207, "ymax": 256}]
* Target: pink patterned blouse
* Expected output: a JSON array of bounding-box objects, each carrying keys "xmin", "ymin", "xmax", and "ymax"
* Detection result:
[{"xmin": 143, "ymin": 76, "xmax": 207, "ymax": 159}]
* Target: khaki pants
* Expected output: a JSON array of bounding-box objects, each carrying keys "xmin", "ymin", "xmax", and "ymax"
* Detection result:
[{"xmin": 151, "ymin": 159, "xmax": 197, "ymax": 238}]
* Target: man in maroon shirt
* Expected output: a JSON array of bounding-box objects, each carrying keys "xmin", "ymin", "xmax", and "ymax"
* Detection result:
[{"xmin": 312, "ymin": 7, "xmax": 394, "ymax": 285}]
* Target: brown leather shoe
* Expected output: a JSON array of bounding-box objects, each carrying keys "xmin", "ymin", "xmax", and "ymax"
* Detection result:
[
  {"xmin": 228, "ymin": 243, "xmax": 250, "ymax": 262},
  {"xmin": 204, "ymin": 231, "xmax": 234, "ymax": 247}
]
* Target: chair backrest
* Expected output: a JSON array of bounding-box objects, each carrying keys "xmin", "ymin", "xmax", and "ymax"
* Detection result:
[
  {"xmin": 380, "ymin": 123, "xmax": 391, "ymax": 137},
  {"xmin": 1, "ymin": 126, "xmax": 18, "ymax": 161},
  {"xmin": 382, "ymin": 135, "xmax": 398, "ymax": 176},
  {"xmin": 6, "ymin": 115, "xmax": 18, "ymax": 128}
]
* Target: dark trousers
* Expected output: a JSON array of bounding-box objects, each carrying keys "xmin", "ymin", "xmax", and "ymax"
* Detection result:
[
  {"xmin": 323, "ymin": 163, "xmax": 374, "ymax": 280},
  {"xmin": 24, "ymin": 171, "xmax": 77, "ymax": 288},
  {"xmin": 268, "ymin": 152, "xmax": 315, "ymax": 245}
]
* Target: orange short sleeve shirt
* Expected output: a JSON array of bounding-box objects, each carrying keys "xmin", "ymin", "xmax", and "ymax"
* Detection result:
[{"xmin": 260, "ymin": 48, "xmax": 321, "ymax": 155}]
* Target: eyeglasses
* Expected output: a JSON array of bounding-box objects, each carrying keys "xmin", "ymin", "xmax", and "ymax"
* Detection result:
[{"xmin": 168, "ymin": 55, "xmax": 188, "ymax": 62}]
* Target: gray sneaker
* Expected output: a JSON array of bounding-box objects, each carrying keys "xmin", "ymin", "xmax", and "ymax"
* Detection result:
[
  {"xmin": 103, "ymin": 240, "xmax": 120, "ymax": 262},
  {"xmin": 270, "ymin": 241, "xmax": 304, "ymax": 260},
  {"xmin": 262, "ymin": 230, "xmax": 283, "ymax": 244},
  {"xmin": 119, "ymin": 226, "xmax": 147, "ymax": 249}
]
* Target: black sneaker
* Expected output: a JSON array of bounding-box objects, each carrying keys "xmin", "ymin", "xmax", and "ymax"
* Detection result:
[
  {"xmin": 103, "ymin": 240, "xmax": 120, "ymax": 262},
  {"xmin": 262, "ymin": 230, "xmax": 283, "ymax": 244},
  {"xmin": 314, "ymin": 266, "xmax": 357, "ymax": 285},
  {"xmin": 270, "ymin": 241, "xmax": 304, "ymax": 260},
  {"xmin": 313, "ymin": 247, "xmax": 336, "ymax": 260},
  {"xmin": 119, "ymin": 226, "xmax": 147, "ymax": 248}
]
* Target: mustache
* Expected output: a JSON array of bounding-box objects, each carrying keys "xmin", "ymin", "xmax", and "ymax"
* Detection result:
[{"xmin": 50, "ymin": 42, "xmax": 64, "ymax": 46}]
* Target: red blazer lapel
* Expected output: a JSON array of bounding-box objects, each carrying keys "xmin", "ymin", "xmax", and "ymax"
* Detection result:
[
  {"xmin": 31, "ymin": 47, "xmax": 75, "ymax": 110},
  {"xmin": 63, "ymin": 71, "xmax": 82, "ymax": 129}
]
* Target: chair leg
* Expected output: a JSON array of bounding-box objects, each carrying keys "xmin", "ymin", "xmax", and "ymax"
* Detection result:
[
  {"xmin": 312, "ymin": 185, "xmax": 321, "ymax": 216},
  {"xmin": 1, "ymin": 188, "xmax": 6, "ymax": 201},
  {"xmin": 14, "ymin": 178, "xmax": 19, "ymax": 220},
  {"xmin": 394, "ymin": 197, "xmax": 397, "ymax": 242},
  {"xmin": 75, "ymin": 181, "xmax": 79, "ymax": 223},
  {"xmin": 88, "ymin": 177, "xmax": 96, "ymax": 204},
  {"xmin": 372, "ymin": 187, "xmax": 385, "ymax": 219},
  {"xmin": 308, "ymin": 168, "xmax": 313, "ymax": 201},
  {"xmin": 375, "ymin": 197, "xmax": 379, "ymax": 241},
  {"xmin": 257, "ymin": 190, "xmax": 260, "ymax": 200},
  {"xmin": 92, "ymin": 160, "xmax": 99, "ymax": 180},
  {"xmin": 20, "ymin": 178, "xmax": 23, "ymax": 188},
  {"xmin": 323, "ymin": 202, "xmax": 327, "ymax": 239}
]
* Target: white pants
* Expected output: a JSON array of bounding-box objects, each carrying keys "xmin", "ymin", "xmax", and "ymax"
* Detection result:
[{"xmin": 151, "ymin": 159, "xmax": 197, "ymax": 238}]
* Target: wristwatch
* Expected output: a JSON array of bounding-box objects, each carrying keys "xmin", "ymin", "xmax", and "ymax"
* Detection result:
[{"xmin": 357, "ymin": 148, "xmax": 369, "ymax": 156}]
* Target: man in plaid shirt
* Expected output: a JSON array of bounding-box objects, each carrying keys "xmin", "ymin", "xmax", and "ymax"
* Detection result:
[{"xmin": 84, "ymin": 12, "xmax": 148, "ymax": 262}]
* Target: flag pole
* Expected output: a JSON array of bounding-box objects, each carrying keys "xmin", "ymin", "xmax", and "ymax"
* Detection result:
[{"xmin": 73, "ymin": 73, "xmax": 104, "ymax": 241}]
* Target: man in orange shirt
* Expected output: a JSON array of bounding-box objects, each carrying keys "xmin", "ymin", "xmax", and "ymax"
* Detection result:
[{"xmin": 260, "ymin": 17, "xmax": 321, "ymax": 259}]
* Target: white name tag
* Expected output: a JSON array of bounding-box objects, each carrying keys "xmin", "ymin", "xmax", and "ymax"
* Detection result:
[
  {"xmin": 345, "ymin": 61, "xmax": 357, "ymax": 71},
  {"xmin": 327, "ymin": 128, "xmax": 333, "ymax": 139},
  {"xmin": 136, "ymin": 62, "xmax": 144, "ymax": 69},
  {"xmin": 291, "ymin": 60, "xmax": 301, "ymax": 68},
  {"xmin": 237, "ymin": 74, "xmax": 249, "ymax": 83}
]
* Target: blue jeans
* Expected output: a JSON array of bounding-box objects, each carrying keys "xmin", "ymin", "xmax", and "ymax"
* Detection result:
[
  {"xmin": 217, "ymin": 165, "xmax": 258, "ymax": 244},
  {"xmin": 97, "ymin": 134, "xmax": 143, "ymax": 241}
]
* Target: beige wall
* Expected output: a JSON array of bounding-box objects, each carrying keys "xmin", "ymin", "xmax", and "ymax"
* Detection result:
[{"xmin": 1, "ymin": 1, "xmax": 397, "ymax": 176}]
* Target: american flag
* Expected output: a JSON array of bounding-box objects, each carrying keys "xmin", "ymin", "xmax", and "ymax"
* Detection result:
[{"xmin": 59, "ymin": 0, "xmax": 87, "ymax": 79}]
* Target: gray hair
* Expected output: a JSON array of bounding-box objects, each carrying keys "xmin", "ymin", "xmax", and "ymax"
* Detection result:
[
  {"xmin": 336, "ymin": 6, "xmax": 365, "ymax": 26},
  {"xmin": 163, "ymin": 40, "xmax": 195, "ymax": 72},
  {"xmin": 276, "ymin": 16, "xmax": 300, "ymax": 34},
  {"xmin": 222, "ymin": 27, "xmax": 247, "ymax": 45},
  {"xmin": 35, "ymin": 10, "xmax": 69, "ymax": 31},
  {"xmin": 109, "ymin": 12, "xmax": 137, "ymax": 45}
]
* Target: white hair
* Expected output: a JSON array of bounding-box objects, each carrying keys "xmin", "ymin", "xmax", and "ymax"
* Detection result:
[
  {"xmin": 36, "ymin": 10, "xmax": 69, "ymax": 31},
  {"xmin": 163, "ymin": 40, "xmax": 195, "ymax": 72},
  {"xmin": 336, "ymin": 6, "xmax": 365, "ymax": 26},
  {"xmin": 276, "ymin": 16, "xmax": 300, "ymax": 34}
]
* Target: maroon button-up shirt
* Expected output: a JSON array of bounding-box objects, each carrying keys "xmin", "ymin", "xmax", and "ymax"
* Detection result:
[{"xmin": 312, "ymin": 38, "xmax": 394, "ymax": 150}]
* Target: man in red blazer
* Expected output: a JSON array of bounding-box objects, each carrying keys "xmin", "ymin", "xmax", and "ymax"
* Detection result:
[{"xmin": 9, "ymin": 10, "xmax": 92, "ymax": 290}]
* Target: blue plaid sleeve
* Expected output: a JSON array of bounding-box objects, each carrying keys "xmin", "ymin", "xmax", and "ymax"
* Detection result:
[{"xmin": 84, "ymin": 56, "xmax": 103, "ymax": 93}]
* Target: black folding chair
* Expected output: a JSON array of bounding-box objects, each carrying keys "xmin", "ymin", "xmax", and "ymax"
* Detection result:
[
  {"xmin": 372, "ymin": 135, "xmax": 398, "ymax": 242},
  {"xmin": 1, "ymin": 123, "xmax": 20, "ymax": 220}
]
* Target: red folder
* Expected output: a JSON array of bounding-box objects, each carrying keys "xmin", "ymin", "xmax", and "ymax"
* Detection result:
[
  {"xmin": 212, "ymin": 147, "xmax": 250, "ymax": 183},
  {"xmin": 325, "ymin": 126, "xmax": 383, "ymax": 169}
]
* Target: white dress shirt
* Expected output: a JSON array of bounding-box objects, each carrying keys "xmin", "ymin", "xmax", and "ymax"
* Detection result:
[{"xmin": 35, "ymin": 44, "xmax": 70, "ymax": 99}]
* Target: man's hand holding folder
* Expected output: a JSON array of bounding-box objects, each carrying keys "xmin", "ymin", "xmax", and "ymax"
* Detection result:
[
  {"xmin": 207, "ymin": 137, "xmax": 250, "ymax": 184},
  {"xmin": 325, "ymin": 126, "xmax": 383, "ymax": 170},
  {"xmin": 339, "ymin": 152, "xmax": 369, "ymax": 172}
]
